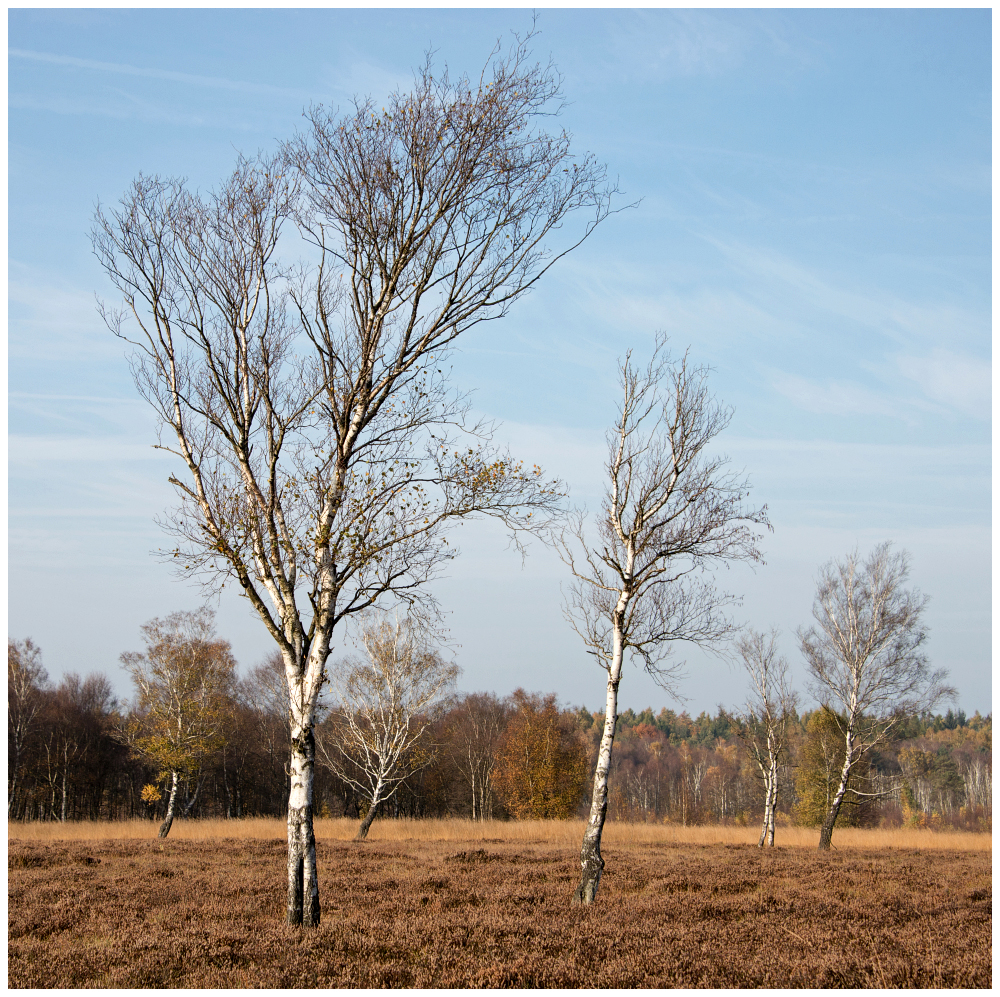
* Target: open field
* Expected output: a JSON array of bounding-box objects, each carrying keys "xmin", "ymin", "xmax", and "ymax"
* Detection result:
[
  {"xmin": 8, "ymin": 823, "xmax": 991, "ymax": 987},
  {"xmin": 8, "ymin": 816, "xmax": 993, "ymax": 850}
]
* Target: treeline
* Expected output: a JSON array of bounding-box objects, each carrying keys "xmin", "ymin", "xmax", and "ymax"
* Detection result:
[
  {"xmin": 8, "ymin": 638, "xmax": 991, "ymax": 831},
  {"xmin": 580, "ymin": 703, "xmax": 991, "ymax": 831}
]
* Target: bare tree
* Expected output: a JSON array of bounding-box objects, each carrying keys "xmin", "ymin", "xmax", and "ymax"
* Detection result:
[
  {"xmin": 317, "ymin": 616, "xmax": 459, "ymax": 840},
  {"xmin": 447, "ymin": 692, "xmax": 511, "ymax": 820},
  {"xmin": 723, "ymin": 628, "xmax": 796, "ymax": 847},
  {"xmin": 798, "ymin": 542, "xmax": 953, "ymax": 851},
  {"xmin": 93, "ymin": 33, "xmax": 612, "ymax": 925},
  {"xmin": 120, "ymin": 608, "xmax": 237, "ymax": 837},
  {"xmin": 560, "ymin": 336, "xmax": 769, "ymax": 904},
  {"xmin": 8, "ymin": 639, "xmax": 49, "ymax": 816},
  {"xmin": 239, "ymin": 652, "xmax": 293, "ymax": 735}
]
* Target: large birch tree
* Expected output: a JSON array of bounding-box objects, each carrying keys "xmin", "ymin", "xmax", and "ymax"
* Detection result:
[
  {"xmin": 560, "ymin": 336, "xmax": 769, "ymax": 904},
  {"xmin": 92, "ymin": 33, "xmax": 610, "ymax": 925},
  {"xmin": 799, "ymin": 542, "xmax": 953, "ymax": 851}
]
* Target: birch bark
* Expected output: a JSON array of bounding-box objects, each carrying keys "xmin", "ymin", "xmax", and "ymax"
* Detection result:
[
  {"xmin": 817, "ymin": 733, "xmax": 854, "ymax": 851},
  {"xmin": 159, "ymin": 771, "xmax": 179, "ymax": 839},
  {"xmin": 287, "ymin": 724, "xmax": 319, "ymax": 926},
  {"xmin": 573, "ymin": 609, "xmax": 625, "ymax": 904},
  {"xmin": 355, "ymin": 767, "xmax": 387, "ymax": 841}
]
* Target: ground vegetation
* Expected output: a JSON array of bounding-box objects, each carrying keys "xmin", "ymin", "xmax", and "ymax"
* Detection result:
[{"xmin": 8, "ymin": 831, "xmax": 990, "ymax": 987}]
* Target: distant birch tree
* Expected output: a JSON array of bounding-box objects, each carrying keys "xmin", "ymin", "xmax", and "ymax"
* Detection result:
[
  {"xmin": 8, "ymin": 640, "xmax": 49, "ymax": 816},
  {"xmin": 93, "ymin": 32, "xmax": 612, "ymax": 925},
  {"xmin": 120, "ymin": 608, "xmax": 237, "ymax": 837},
  {"xmin": 723, "ymin": 628, "xmax": 796, "ymax": 847},
  {"xmin": 560, "ymin": 336, "xmax": 769, "ymax": 904},
  {"xmin": 799, "ymin": 542, "xmax": 953, "ymax": 851},
  {"xmin": 317, "ymin": 616, "xmax": 458, "ymax": 840}
]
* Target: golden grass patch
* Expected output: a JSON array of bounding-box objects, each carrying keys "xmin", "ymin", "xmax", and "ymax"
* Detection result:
[{"xmin": 8, "ymin": 817, "xmax": 991, "ymax": 850}]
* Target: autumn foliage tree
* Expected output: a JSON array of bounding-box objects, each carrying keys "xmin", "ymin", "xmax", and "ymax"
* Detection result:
[
  {"xmin": 120, "ymin": 608, "xmax": 237, "ymax": 837},
  {"xmin": 493, "ymin": 690, "xmax": 588, "ymax": 819},
  {"xmin": 794, "ymin": 707, "xmax": 872, "ymax": 829}
]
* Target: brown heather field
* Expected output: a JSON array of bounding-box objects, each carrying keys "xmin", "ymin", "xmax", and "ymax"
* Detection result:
[{"xmin": 8, "ymin": 819, "xmax": 992, "ymax": 988}]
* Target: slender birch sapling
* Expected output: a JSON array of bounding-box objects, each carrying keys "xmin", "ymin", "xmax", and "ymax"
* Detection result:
[
  {"xmin": 447, "ymin": 693, "xmax": 511, "ymax": 821},
  {"xmin": 93, "ymin": 32, "xmax": 611, "ymax": 925},
  {"xmin": 723, "ymin": 628, "xmax": 796, "ymax": 847},
  {"xmin": 560, "ymin": 336, "xmax": 769, "ymax": 904},
  {"xmin": 798, "ymin": 542, "xmax": 953, "ymax": 851}
]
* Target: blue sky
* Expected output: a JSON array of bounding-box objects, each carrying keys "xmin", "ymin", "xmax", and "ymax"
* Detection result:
[{"xmin": 8, "ymin": 9, "xmax": 991, "ymax": 715}]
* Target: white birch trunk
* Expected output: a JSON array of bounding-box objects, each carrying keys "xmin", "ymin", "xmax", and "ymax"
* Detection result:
[
  {"xmin": 573, "ymin": 609, "xmax": 625, "ymax": 905},
  {"xmin": 158, "ymin": 771, "xmax": 179, "ymax": 838},
  {"xmin": 283, "ymin": 625, "xmax": 329, "ymax": 925},
  {"xmin": 60, "ymin": 747, "xmax": 69, "ymax": 823},
  {"xmin": 356, "ymin": 774, "xmax": 385, "ymax": 841},
  {"xmin": 767, "ymin": 761, "xmax": 777, "ymax": 846},
  {"xmin": 818, "ymin": 731, "xmax": 854, "ymax": 851},
  {"xmin": 757, "ymin": 767, "xmax": 771, "ymax": 848},
  {"xmin": 287, "ymin": 720, "xmax": 320, "ymax": 926}
]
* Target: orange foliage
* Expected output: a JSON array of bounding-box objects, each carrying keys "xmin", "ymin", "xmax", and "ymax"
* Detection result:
[{"xmin": 493, "ymin": 690, "xmax": 588, "ymax": 819}]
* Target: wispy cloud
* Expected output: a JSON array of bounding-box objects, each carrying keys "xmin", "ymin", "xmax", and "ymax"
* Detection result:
[
  {"xmin": 316, "ymin": 56, "xmax": 412, "ymax": 104},
  {"xmin": 896, "ymin": 349, "xmax": 991, "ymax": 420},
  {"xmin": 8, "ymin": 435, "xmax": 170, "ymax": 464},
  {"xmin": 602, "ymin": 10, "xmax": 750, "ymax": 82},
  {"xmin": 9, "ymin": 262, "xmax": 121, "ymax": 361},
  {"xmin": 9, "ymin": 47, "xmax": 312, "ymax": 99},
  {"xmin": 767, "ymin": 371, "xmax": 908, "ymax": 420},
  {"xmin": 8, "ymin": 91, "xmax": 253, "ymax": 130},
  {"xmin": 704, "ymin": 237, "xmax": 989, "ymax": 351}
]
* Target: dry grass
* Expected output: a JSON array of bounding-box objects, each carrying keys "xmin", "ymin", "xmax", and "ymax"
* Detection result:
[
  {"xmin": 8, "ymin": 834, "xmax": 991, "ymax": 987},
  {"xmin": 9, "ymin": 816, "xmax": 992, "ymax": 851}
]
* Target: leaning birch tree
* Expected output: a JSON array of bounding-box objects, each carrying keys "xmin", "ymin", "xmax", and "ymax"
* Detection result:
[
  {"xmin": 93, "ymin": 33, "xmax": 611, "ymax": 926},
  {"xmin": 723, "ymin": 628, "xmax": 796, "ymax": 847},
  {"xmin": 559, "ymin": 336, "xmax": 769, "ymax": 904},
  {"xmin": 799, "ymin": 542, "xmax": 953, "ymax": 851}
]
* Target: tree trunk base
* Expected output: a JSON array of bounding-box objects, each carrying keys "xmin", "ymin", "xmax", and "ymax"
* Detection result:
[
  {"xmin": 355, "ymin": 806, "xmax": 377, "ymax": 841},
  {"xmin": 572, "ymin": 851, "xmax": 604, "ymax": 905},
  {"xmin": 287, "ymin": 804, "xmax": 320, "ymax": 927},
  {"xmin": 817, "ymin": 815, "xmax": 837, "ymax": 851},
  {"xmin": 158, "ymin": 815, "xmax": 173, "ymax": 838}
]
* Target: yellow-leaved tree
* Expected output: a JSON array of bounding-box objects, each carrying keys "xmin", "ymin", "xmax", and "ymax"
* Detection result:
[
  {"xmin": 121, "ymin": 607, "xmax": 236, "ymax": 837},
  {"xmin": 793, "ymin": 707, "xmax": 872, "ymax": 829}
]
